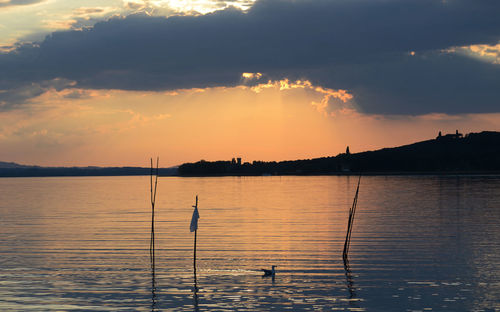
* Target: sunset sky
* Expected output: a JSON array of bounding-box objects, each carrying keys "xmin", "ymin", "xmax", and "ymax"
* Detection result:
[{"xmin": 1, "ymin": 0, "xmax": 499, "ymax": 167}]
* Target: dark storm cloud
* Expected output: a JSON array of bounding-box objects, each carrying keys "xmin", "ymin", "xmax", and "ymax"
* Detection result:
[
  {"xmin": 0, "ymin": 78, "xmax": 74, "ymax": 110},
  {"xmin": 0, "ymin": 0, "xmax": 45, "ymax": 8},
  {"xmin": 1, "ymin": 0, "xmax": 500, "ymax": 114},
  {"xmin": 270, "ymin": 51, "xmax": 500, "ymax": 115}
]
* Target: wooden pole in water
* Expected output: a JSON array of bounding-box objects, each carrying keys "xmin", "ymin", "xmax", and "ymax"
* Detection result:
[
  {"xmin": 149, "ymin": 157, "xmax": 159, "ymax": 311},
  {"xmin": 193, "ymin": 195, "xmax": 198, "ymax": 276},
  {"xmin": 343, "ymin": 175, "xmax": 361, "ymax": 259},
  {"xmin": 150, "ymin": 158, "xmax": 153, "ymax": 254},
  {"xmin": 150, "ymin": 157, "xmax": 159, "ymax": 261}
]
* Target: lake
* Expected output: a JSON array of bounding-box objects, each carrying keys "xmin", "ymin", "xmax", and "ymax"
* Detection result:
[{"xmin": 0, "ymin": 175, "xmax": 499, "ymax": 311}]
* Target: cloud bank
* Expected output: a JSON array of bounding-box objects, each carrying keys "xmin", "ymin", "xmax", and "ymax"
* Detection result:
[
  {"xmin": 1, "ymin": 0, "xmax": 499, "ymax": 114},
  {"xmin": 0, "ymin": 0, "xmax": 45, "ymax": 9}
]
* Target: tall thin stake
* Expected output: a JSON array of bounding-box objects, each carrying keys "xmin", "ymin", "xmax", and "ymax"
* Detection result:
[
  {"xmin": 150, "ymin": 157, "xmax": 159, "ymax": 261},
  {"xmin": 148, "ymin": 157, "xmax": 159, "ymax": 311},
  {"xmin": 343, "ymin": 175, "xmax": 361, "ymax": 259},
  {"xmin": 193, "ymin": 195, "xmax": 198, "ymax": 276}
]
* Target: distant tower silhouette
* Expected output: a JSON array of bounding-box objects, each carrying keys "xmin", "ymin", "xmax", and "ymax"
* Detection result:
[
  {"xmin": 237, "ymin": 158, "xmax": 242, "ymax": 165},
  {"xmin": 346, "ymin": 146, "xmax": 350, "ymax": 155},
  {"xmin": 438, "ymin": 131, "xmax": 442, "ymax": 138}
]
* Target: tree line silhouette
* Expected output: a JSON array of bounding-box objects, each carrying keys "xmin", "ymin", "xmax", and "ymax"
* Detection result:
[{"xmin": 178, "ymin": 131, "xmax": 500, "ymax": 176}]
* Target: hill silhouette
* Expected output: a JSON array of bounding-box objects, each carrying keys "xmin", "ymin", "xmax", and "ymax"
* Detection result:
[
  {"xmin": 2, "ymin": 131, "xmax": 499, "ymax": 177},
  {"xmin": 0, "ymin": 164, "xmax": 177, "ymax": 177},
  {"xmin": 178, "ymin": 131, "xmax": 500, "ymax": 176}
]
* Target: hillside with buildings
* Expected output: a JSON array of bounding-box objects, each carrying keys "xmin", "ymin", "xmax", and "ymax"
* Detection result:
[
  {"xmin": 178, "ymin": 131, "xmax": 500, "ymax": 176},
  {"xmin": 2, "ymin": 131, "xmax": 499, "ymax": 177}
]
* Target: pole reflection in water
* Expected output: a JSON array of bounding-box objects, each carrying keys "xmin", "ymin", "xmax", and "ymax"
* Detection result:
[
  {"xmin": 343, "ymin": 256, "xmax": 356, "ymax": 299},
  {"xmin": 193, "ymin": 270, "xmax": 199, "ymax": 312},
  {"xmin": 151, "ymin": 243, "xmax": 158, "ymax": 312},
  {"xmin": 343, "ymin": 255, "xmax": 362, "ymax": 310}
]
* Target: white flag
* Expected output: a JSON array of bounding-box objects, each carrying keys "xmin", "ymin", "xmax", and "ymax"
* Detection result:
[{"xmin": 190, "ymin": 206, "xmax": 199, "ymax": 232}]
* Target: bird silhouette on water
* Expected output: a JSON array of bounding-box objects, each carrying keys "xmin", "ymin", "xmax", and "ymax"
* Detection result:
[{"xmin": 261, "ymin": 265, "xmax": 277, "ymax": 277}]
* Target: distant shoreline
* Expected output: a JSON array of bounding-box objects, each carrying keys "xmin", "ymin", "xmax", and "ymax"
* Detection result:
[
  {"xmin": 177, "ymin": 131, "xmax": 500, "ymax": 177},
  {"xmin": 0, "ymin": 167, "xmax": 178, "ymax": 178},
  {"xmin": 2, "ymin": 130, "xmax": 499, "ymax": 178},
  {"xmin": 175, "ymin": 171, "xmax": 500, "ymax": 177},
  {"xmin": 1, "ymin": 170, "xmax": 500, "ymax": 178}
]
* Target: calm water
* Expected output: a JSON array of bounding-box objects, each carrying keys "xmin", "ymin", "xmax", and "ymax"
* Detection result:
[{"xmin": 0, "ymin": 176, "xmax": 499, "ymax": 311}]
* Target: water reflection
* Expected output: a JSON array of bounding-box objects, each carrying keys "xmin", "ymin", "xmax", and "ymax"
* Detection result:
[
  {"xmin": 0, "ymin": 176, "xmax": 499, "ymax": 311},
  {"xmin": 150, "ymin": 253, "xmax": 157, "ymax": 312},
  {"xmin": 261, "ymin": 272, "xmax": 276, "ymax": 285},
  {"xmin": 343, "ymin": 256, "xmax": 356, "ymax": 299},
  {"xmin": 150, "ymin": 219, "xmax": 157, "ymax": 312},
  {"xmin": 192, "ymin": 271, "xmax": 199, "ymax": 312}
]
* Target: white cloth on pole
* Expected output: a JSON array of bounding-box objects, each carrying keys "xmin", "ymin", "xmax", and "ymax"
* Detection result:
[{"xmin": 190, "ymin": 206, "xmax": 199, "ymax": 232}]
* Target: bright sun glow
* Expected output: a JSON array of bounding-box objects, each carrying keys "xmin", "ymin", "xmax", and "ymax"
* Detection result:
[{"xmin": 448, "ymin": 43, "xmax": 500, "ymax": 64}]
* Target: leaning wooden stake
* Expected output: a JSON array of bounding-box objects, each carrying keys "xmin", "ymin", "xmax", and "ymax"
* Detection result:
[{"xmin": 343, "ymin": 175, "xmax": 361, "ymax": 260}]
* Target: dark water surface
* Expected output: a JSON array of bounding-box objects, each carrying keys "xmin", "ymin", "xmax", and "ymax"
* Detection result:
[{"xmin": 0, "ymin": 176, "xmax": 499, "ymax": 311}]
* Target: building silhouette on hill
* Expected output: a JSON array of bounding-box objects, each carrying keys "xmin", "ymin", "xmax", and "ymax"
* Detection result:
[
  {"xmin": 231, "ymin": 157, "xmax": 242, "ymax": 166},
  {"xmin": 437, "ymin": 130, "xmax": 463, "ymax": 140},
  {"xmin": 176, "ymin": 131, "xmax": 500, "ymax": 176}
]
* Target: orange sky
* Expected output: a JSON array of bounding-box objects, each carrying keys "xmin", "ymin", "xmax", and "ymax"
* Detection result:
[
  {"xmin": 1, "ymin": 1, "xmax": 500, "ymax": 167},
  {"xmin": 1, "ymin": 76, "xmax": 499, "ymax": 167}
]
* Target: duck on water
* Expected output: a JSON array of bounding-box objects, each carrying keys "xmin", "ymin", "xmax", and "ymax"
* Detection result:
[{"xmin": 261, "ymin": 265, "xmax": 277, "ymax": 277}]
